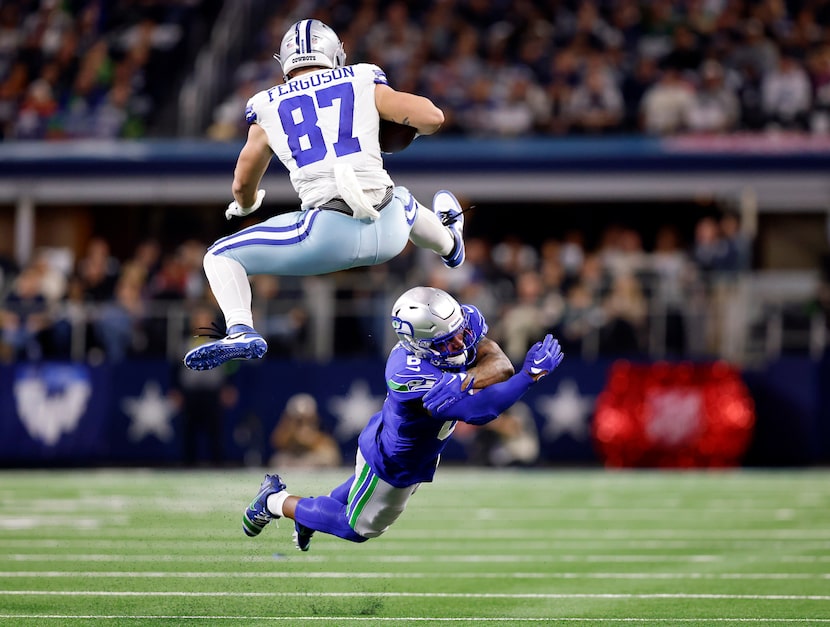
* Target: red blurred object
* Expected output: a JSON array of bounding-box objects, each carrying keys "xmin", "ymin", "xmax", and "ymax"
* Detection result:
[{"xmin": 592, "ymin": 361, "xmax": 755, "ymax": 468}]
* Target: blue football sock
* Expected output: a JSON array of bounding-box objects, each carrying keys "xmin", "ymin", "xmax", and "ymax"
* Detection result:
[{"xmin": 294, "ymin": 495, "xmax": 367, "ymax": 543}]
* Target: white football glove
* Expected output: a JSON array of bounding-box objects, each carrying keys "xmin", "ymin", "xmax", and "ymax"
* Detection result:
[{"xmin": 225, "ymin": 189, "xmax": 266, "ymax": 220}]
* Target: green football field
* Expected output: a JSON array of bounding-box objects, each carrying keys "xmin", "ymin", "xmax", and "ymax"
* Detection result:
[{"xmin": 1, "ymin": 467, "xmax": 828, "ymax": 626}]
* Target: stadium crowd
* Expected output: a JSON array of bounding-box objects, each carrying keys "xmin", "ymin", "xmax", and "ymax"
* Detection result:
[
  {"xmin": 1, "ymin": 0, "xmax": 829, "ymax": 140},
  {"xmin": 0, "ymin": 208, "xmax": 784, "ymax": 365},
  {"xmin": 209, "ymin": 0, "xmax": 830, "ymax": 140},
  {"xmin": 1, "ymin": 0, "xmax": 828, "ymax": 365},
  {"xmin": 0, "ymin": 0, "xmax": 221, "ymax": 140}
]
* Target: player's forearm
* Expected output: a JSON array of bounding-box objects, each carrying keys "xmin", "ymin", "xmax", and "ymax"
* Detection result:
[
  {"xmin": 445, "ymin": 370, "xmax": 535, "ymax": 426},
  {"xmin": 405, "ymin": 96, "xmax": 444, "ymax": 135},
  {"xmin": 232, "ymin": 178, "xmax": 260, "ymax": 208},
  {"xmin": 232, "ymin": 125, "xmax": 273, "ymax": 207},
  {"xmin": 466, "ymin": 338, "xmax": 514, "ymax": 389},
  {"xmin": 232, "ymin": 156, "xmax": 266, "ymax": 207}
]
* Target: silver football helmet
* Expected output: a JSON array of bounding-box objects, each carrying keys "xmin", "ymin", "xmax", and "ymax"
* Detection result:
[
  {"xmin": 391, "ymin": 286, "xmax": 488, "ymax": 370},
  {"xmin": 275, "ymin": 19, "xmax": 346, "ymax": 78}
]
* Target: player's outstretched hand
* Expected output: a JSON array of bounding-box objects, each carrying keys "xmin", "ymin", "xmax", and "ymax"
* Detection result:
[
  {"xmin": 423, "ymin": 372, "xmax": 473, "ymax": 414},
  {"xmin": 226, "ymin": 189, "xmax": 266, "ymax": 220},
  {"xmin": 523, "ymin": 334, "xmax": 564, "ymax": 381}
]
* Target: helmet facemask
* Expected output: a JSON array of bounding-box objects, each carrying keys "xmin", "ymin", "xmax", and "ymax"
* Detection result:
[{"xmin": 391, "ymin": 287, "xmax": 488, "ymax": 370}]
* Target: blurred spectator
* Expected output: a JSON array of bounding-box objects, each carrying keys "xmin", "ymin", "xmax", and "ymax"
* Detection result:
[
  {"xmin": 450, "ymin": 237, "xmax": 510, "ymax": 324},
  {"xmin": 207, "ymin": 77, "xmax": 259, "ymax": 140},
  {"xmin": 599, "ymin": 272, "xmax": 648, "ymax": 356},
  {"xmin": 492, "ymin": 235, "xmax": 539, "ymax": 278},
  {"xmin": 559, "ymin": 230, "xmax": 587, "ymax": 284},
  {"xmin": 691, "ymin": 211, "xmax": 752, "ymax": 281},
  {"xmin": 600, "ymin": 226, "xmax": 649, "ymax": 280},
  {"xmin": 566, "ymin": 60, "xmax": 624, "ymax": 134},
  {"xmin": 687, "ymin": 59, "xmax": 740, "ymax": 133},
  {"xmin": 650, "ymin": 224, "xmax": 695, "ymax": 355},
  {"xmin": 496, "ymin": 270, "xmax": 551, "ymax": 364},
  {"xmin": 269, "ymin": 393, "xmax": 342, "ymax": 469},
  {"xmin": 91, "ymin": 266, "xmax": 147, "ymax": 363},
  {"xmin": 12, "ymin": 77, "xmax": 58, "ymax": 139},
  {"xmin": 148, "ymin": 251, "xmax": 189, "ymax": 301},
  {"xmin": 128, "ymin": 238, "xmax": 163, "ymax": 295},
  {"xmin": 250, "ymin": 274, "xmax": 309, "ymax": 357},
  {"xmin": 661, "ymin": 24, "xmax": 704, "ymax": 78},
  {"xmin": 30, "ymin": 247, "xmax": 69, "ymax": 304},
  {"xmin": 0, "ymin": 266, "xmax": 50, "ymax": 361},
  {"xmin": 691, "ymin": 214, "xmax": 742, "ymax": 356},
  {"xmin": 727, "ymin": 18, "xmax": 780, "ymax": 78},
  {"xmin": 637, "ymin": 0, "xmax": 677, "ymax": 61},
  {"xmin": 462, "ymin": 401, "xmax": 540, "ymax": 467},
  {"xmin": 365, "ymin": 1, "xmax": 423, "ymax": 81},
  {"xmin": 762, "ymin": 52, "xmax": 813, "ymax": 130},
  {"xmin": 545, "ymin": 49, "xmax": 579, "ymax": 135},
  {"xmin": 639, "ymin": 64, "xmax": 695, "ymax": 134},
  {"xmin": 74, "ymin": 237, "xmax": 120, "ymax": 302},
  {"xmin": 170, "ymin": 305, "xmax": 238, "ymax": 467},
  {"xmin": 620, "ymin": 55, "xmax": 659, "ymax": 131},
  {"xmin": 735, "ymin": 61, "xmax": 767, "ymax": 130},
  {"xmin": 487, "ymin": 74, "xmax": 550, "ymax": 137},
  {"xmin": 807, "ymin": 44, "xmax": 830, "ymax": 134},
  {"xmin": 719, "ymin": 210, "xmax": 753, "ymax": 273},
  {"xmin": 557, "ymin": 279, "xmax": 601, "ymax": 357}
]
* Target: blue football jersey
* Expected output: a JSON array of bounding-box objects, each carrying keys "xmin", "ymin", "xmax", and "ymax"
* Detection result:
[{"xmin": 358, "ymin": 343, "xmax": 465, "ymax": 487}]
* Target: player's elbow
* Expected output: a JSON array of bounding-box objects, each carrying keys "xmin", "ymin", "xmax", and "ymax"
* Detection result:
[
  {"xmin": 464, "ymin": 412, "xmax": 499, "ymax": 426},
  {"xmin": 418, "ymin": 106, "xmax": 444, "ymax": 135}
]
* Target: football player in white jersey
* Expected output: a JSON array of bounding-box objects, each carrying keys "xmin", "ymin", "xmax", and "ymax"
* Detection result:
[
  {"xmin": 185, "ymin": 19, "xmax": 466, "ymax": 371},
  {"xmin": 240, "ymin": 286, "xmax": 565, "ymax": 551}
]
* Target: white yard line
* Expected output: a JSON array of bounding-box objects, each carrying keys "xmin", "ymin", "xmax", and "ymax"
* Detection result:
[
  {"xmin": 0, "ymin": 569, "xmax": 829, "ymax": 579},
  {"xmin": 2, "ymin": 591, "xmax": 830, "ymax": 600},
  {"xmin": 0, "ymin": 615, "xmax": 829, "ymax": 623}
]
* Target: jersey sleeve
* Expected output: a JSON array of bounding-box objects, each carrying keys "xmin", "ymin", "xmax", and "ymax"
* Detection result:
[
  {"xmin": 358, "ymin": 63, "xmax": 389, "ymax": 87},
  {"xmin": 244, "ymin": 91, "xmax": 269, "ymax": 126}
]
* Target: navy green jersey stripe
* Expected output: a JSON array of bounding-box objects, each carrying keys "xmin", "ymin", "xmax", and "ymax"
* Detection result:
[
  {"xmin": 348, "ymin": 474, "xmax": 379, "ymax": 529},
  {"xmin": 348, "ymin": 461, "xmax": 371, "ymax": 504}
]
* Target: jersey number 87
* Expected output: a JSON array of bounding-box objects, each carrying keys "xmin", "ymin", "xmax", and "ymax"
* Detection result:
[{"xmin": 276, "ymin": 84, "xmax": 361, "ymax": 167}]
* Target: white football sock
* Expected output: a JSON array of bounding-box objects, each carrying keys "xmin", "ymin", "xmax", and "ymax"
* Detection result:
[
  {"xmin": 267, "ymin": 491, "xmax": 290, "ymax": 518},
  {"xmin": 409, "ymin": 201, "xmax": 454, "ymax": 256},
  {"xmin": 202, "ymin": 253, "xmax": 254, "ymax": 329}
]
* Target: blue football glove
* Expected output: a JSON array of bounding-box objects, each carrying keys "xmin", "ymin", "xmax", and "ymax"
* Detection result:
[
  {"xmin": 523, "ymin": 334, "xmax": 564, "ymax": 380},
  {"xmin": 423, "ymin": 372, "xmax": 474, "ymax": 414}
]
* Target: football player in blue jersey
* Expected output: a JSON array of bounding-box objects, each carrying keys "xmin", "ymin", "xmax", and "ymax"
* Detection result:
[
  {"xmin": 241, "ymin": 286, "xmax": 565, "ymax": 551},
  {"xmin": 185, "ymin": 19, "xmax": 466, "ymax": 371}
]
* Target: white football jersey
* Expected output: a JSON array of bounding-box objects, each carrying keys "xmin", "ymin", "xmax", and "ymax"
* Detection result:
[{"xmin": 245, "ymin": 63, "xmax": 395, "ymax": 209}]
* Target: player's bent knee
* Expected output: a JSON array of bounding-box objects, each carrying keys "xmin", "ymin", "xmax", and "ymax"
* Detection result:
[{"xmin": 343, "ymin": 526, "xmax": 370, "ymax": 543}]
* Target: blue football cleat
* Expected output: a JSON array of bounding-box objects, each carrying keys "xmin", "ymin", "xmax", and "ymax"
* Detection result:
[
  {"xmin": 432, "ymin": 190, "xmax": 465, "ymax": 268},
  {"xmin": 293, "ymin": 521, "xmax": 315, "ymax": 552},
  {"xmin": 184, "ymin": 324, "xmax": 267, "ymax": 371},
  {"xmin": 242, "ymin": 474, "xmax": 286, "ymax": 537}
]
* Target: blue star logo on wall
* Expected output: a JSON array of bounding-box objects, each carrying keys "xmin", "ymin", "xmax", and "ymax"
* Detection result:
[
  {"xmin": 122, "ymin": 381, "xmax": 176, "ymax": 443},
  {"xmin": 328, "ymin": 380, "xmax": 384, "ymax": 440},
  {"xmin": 536, "ymin": 379, "xmax": 595, "ymax": 442}
]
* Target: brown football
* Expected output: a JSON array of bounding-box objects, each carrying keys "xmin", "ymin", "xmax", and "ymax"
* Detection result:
[{"xmin": 379, "ymin": 119, "xmax": 417, "ymax": 153}]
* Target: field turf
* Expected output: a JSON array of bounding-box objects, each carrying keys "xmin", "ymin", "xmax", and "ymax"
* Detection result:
[{"xmin": 0, "ymin": 467, "xmax": 828, "ymax": 626}]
